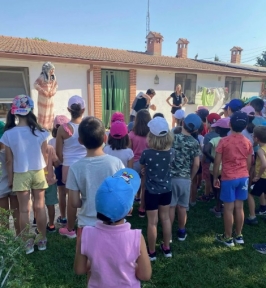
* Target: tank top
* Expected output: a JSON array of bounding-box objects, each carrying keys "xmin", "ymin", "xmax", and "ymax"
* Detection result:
[
  {"xmin": 81, "ymin": 222, "xmax": 141, "ymax": 288},
  {"xmin": 62, "ymin": 122, "xmax": 87, "ymax": 166},
  {"xmin": 255, "ymin": 145, "xmax": 266, "ymax": 179}
]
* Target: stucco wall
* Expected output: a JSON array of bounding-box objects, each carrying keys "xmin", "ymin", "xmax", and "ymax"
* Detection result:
[{"xmin": 0, "ymin": 58, "xmax": 90, "ymax": 120}]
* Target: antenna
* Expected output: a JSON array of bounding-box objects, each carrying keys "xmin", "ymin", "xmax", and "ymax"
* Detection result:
[{"xmin": 146, "ymin": 0, "xmax": 150, "ymax": 37}]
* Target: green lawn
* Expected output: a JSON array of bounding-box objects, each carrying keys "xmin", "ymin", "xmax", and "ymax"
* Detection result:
[{"xmin": 24, "ymin": 200, "xmax": 266, "ymax": 288}]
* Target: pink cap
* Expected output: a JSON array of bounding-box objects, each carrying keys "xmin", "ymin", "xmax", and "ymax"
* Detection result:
[
  {"xmin": 110, "ymin": 121, "xmax": 128, "ymax": 139},
  {"xmin": 53, "ymin": 115, "xmax": 70, "ymax": 128},
  {"xmin": 111, "ymin": 112, "xmax": 125, "ymax": 123},
  {"xmin": 211, "ymin": 117, "xmax": 230, "ymax": 128},
  {"xmin": 241, "ymin": 106, "xmax": 255, "ymax": 116},
  {"xmin": 68, "ymin": 95, "xmax": 85, "ymax": 109}
]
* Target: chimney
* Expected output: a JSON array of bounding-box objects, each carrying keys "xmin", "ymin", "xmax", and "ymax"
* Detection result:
[
  {"xmin": 176, "ymin": 38, "xmax": 189, "ymax": 58},
  {"xmin": 230, "ymin": 46, "xmax": 243, "ymax": 64},
  {"xmin": 146, "ymin": 32, "xmax": 163, "ymax": 56}
]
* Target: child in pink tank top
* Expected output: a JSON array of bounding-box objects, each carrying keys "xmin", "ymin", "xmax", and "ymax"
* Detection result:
[{"xmin": 74, "ymin": 168, "xmax": 152, "ymax": 287}]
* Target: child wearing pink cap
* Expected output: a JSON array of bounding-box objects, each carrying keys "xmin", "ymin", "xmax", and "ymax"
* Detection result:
[{"xmin": 56, "ymin": 96, "xmax": 87, "ymax": 238}]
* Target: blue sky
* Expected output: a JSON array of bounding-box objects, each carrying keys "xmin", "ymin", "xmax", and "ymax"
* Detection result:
[{"xmin": 0, "ymin": 0, "xmax": 265, "ymax": 64}]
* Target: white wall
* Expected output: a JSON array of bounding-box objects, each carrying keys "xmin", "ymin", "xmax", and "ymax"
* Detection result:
[
  {"xmin": 0, "ymin": 58, "xmax": 90, "ymax": 120},
  {"xmin": 241, "ymin": 80, "xmax": 262, "ymax": 99}
]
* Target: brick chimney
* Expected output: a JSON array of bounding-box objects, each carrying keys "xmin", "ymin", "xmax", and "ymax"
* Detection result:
[
  {"xmin": 146, "ymin": 32, "xmax": 163, "ymax": 56},
  {"xmin": 176, "ymin": 38, "xmax": 189, "ymax": 58},
  {"xmin": 230, "ymin": 46, "xmax": 243, "ymax": 64}
]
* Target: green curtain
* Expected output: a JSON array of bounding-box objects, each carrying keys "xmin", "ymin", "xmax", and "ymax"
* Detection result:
[{"xmin": 101, "ymin": 70, "xmax": 129, "ymax": 128}]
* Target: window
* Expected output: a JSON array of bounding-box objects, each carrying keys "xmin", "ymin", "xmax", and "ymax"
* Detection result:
[
  {"xmin": 0, "ymin": 67, "xmax": 30, "ymax": 120},
  {"xmin": 175, "ymin": 73, "xmax": 197, "ymax": 104},
  {"xmin": 225, "ymin": 76, "xmax": 241, "ymax": 101}
]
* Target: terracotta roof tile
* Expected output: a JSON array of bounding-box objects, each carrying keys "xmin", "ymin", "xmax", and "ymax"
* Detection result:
[{"xmin": 0, "ymin": 36, "xmax": 265, "ymax": 77}]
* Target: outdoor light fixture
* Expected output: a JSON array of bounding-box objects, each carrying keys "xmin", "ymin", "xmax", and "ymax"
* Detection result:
[{"xmin": 154, "ymin": 75, "xmax": 159, "ymax": 84}]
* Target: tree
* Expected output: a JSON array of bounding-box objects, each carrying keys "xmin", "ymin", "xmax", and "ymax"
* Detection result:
[
  {"xmin": 214, "ymin": 55, "xmax": 220, "ymax": 62},
  {"xmin": 256, "ymin": 51, "xmax": 266, "ymax": 67}
]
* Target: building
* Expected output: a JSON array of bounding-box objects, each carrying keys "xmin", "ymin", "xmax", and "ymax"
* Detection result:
[{"xmin": 1, "ymin": 34, "xmax": 266, "ymax": 126}]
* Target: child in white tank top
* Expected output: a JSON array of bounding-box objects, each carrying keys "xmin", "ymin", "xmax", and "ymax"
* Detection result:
[{"xmin": 56, "ymin": 96, "xmax": 86, "ymax": 234}]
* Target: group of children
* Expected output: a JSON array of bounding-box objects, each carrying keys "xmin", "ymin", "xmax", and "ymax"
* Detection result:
[{"xmin": 1, "ymin": 92, "xmax": 266, "ymax": 287}]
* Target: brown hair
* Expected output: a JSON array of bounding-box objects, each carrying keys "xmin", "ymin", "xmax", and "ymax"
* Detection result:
[
  {"xmin": 254, "ymin": 126, "xmax": 266, "ymax": 143},
  {"xmin": 132, "ymin": 109, "xmax": 151, "ymax": 137},
  {"xmin": 148, "ymin": 131, "xmax": 173, "ymax": 150}
]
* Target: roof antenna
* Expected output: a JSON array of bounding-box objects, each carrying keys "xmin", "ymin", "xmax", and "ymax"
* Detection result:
[{"xmin": 145, "ymin": 0, "xmax": 150, "ymax": 50}]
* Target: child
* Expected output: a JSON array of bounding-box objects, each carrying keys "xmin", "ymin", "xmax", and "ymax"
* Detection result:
[
  {"xmin": 63, "ymin": 117, "xmax": 124, "ymax": 239},
  {"xmin": 213, "ymin": 111, "xmax": 253, "ymax": 246},
  {"xmin": 1, "ymin": 95, "xmax": 49, "ymax": 253},
  {"xmin": 129, "ymin": 109, "xmax": 151, "ymax": 217},
  {"xmin": 0, "ymin": 121, "xmax": 20, "ymax": 235},
  {"xmin": 199, "ymin": 113, "xmax": 221, "ymax": 202},
  {"xmin": 204, "ymin": 118, "xmax": 230, "ymax": 217},
  {"xmin": 74, "ymin": 168, "xmax": 152, "ymax": 287},
  {"xmin": 104, "ymin": 121, "xmax": 134, "ymax": 168},
  {"xmin": 170, "ymin": 114, "xmax": 201, "ymax": 241},
  {"xmin": 139, "ymin": 117, "xmax": 174, "ymax": 260},
  {"xmin": 173, "ymin": 109, "xmax": 185, "ymax": 128},
  {"xmin": 245, "ymin": 126, "xmax": 266, "ymax": 225},
  {"xmin": 196, "ymin": 107, "xmax": 209, "ymax": 136},
  {"xmin": 153, "ymin": 112, "xmax": 164, "ymax": 118},
  {"xmin": 250, "ymin": 98, "xmax": 265, "ymax": 126},
  {"xmin": 49, "ymin": 115, "xmax": 69, "ymax": 149},
  {"xmin": 227, "ymin": 99, "xmax": 244, "ymax": 116},
  {"xmin": 105, "ymin": 112, "xmax": 125, "ymax": 143},
  {"xmin": 56, "ymin": 96, "xmax": 87, "ymax": 236}
]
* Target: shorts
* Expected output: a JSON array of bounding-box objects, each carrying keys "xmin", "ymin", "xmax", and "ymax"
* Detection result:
[
  {"xmin": 133, "ymin": 161, "xmax": 141, "ymax": 174},
  {"xmin": 45, "ymin": 183, "xmax": 59, "ymax": 206},
  {"xmin": 250, "ymin": 178, "xmax": 266, "ymax": 197},
  {"xmin": 171, "ymin": 107, "xmax": 180, "ymax": 114},
  {"xmin": 54, "ymin": 165, "xmax": 64, "ymax": 186},
  {"xmin": 13, "ymin": 170, "xmax": 48, "ymax": 192},
  {"xmin": 145, "ymin": 190, "xmax": 172, "ymax": 210},
  {"xmin": 220, "ymin": 177, "xmax": 249, "ymax": 203},
  {"xmin": 197, "ymin": 162, "xmax": 202, "ymax": 175},
  {"xmin": 170, "ymin": 177, "xmax": 191, "ymax": 208},
  {"xmin": 202, "ymin": 162, "xmax": 211, "ymax": 181},
  {"xmin": 62, "ymin": 165, "xmax": 70, "ymax": 185}
]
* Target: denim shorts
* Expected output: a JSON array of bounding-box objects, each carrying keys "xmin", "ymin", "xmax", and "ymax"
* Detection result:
[{"xmin": 220, "ymin": 177, "xmax": 249, "ymax": 202}]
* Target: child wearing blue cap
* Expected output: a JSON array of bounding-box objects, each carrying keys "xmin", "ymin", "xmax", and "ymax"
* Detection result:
[
  {"xmin": 170, "ymin": 114, "xmax": 202, "ymax": 241},
  {"xmin": 74, "ymin": 168, "xmax": 152, "ymax": 287},
  {"xmin": 0, "ymin": 121, "xmax": 20, "ymax": 235},
  {"xmin": 213, "ymin": 111, "xmax": 253, "ymax": 247}
]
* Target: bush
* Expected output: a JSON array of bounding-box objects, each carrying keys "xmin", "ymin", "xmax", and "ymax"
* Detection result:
[{"xmin": 0, "ymin": 208, "xmax": 34, "ymax": 288}]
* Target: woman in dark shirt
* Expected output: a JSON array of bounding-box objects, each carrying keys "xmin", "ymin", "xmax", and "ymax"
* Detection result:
[{"xmin": 166, "ymin": 84, "xmax": 188, "ymax": 128}]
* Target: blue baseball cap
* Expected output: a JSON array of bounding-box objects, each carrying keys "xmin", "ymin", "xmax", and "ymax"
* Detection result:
[
  {"xmin": 245, "ymin": 96, "xmax": 260, "ymax": 105},
  {"xmin": 228, "ymin": 99, "xmax": 244, "ymax": 112},
  {"xmin": 184, "ymin": 113, "xmax": 202, "ymax": 132},
  {"xmin": 95, "ymin": 168, "xmax": 141, "ymax": 223}
]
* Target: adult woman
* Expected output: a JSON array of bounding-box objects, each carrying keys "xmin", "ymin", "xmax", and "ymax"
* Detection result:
[
  {"xmin": 34, "ymin": 62, "xmax": 58, "ymax": 130},
  {"xmin": 166, "ymin": 84, "xmax": 188, "ymax": 128}
]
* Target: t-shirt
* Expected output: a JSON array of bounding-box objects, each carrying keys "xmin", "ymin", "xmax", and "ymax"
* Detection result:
[
  {"xmin": 66, "ymin": 155, "xmax": 124, "ymax": 226},
  {"xmin": 139, "ymin": 149, "xmax": 173, "ymax": 194},
  {"xmin": 46, "ymin": 145, "xmax": 58, "ymax": 186},
  {"xmin": 103, "ymin": 145, "xmax": 134, "ymax": 167},
  {"xmin": 81, "ymin": 222, "xmax": 141, "ymax": 288},
  {"xmin": 209, "ymin": 136, "xmax": 222, "ymax": 172},
  {"xmin": 171, "ymin": 133, "xmax": 201, "ymax": 178},
  {"xmin": 253, "ymin": 116, "xmax": 266, "ymax": 126},
  {"xmin": 216, "ymin": 133, "xmax": 253, "ymax": 181},
  {"xmin": 130, "ymin": 92, "xmax": 149, "ymax": 116},
  {"xmin": 203, "ymin": 131, "xmax": 219, "ymax": 163},
  {"xmin": 0, "ymin": 126, "xmax": 49, "ymax": 173},
  {"xmin": 0, "ymin": 150, "xmax": 11, "ymax": 196},
  {"xmin": 201, "ymin": 123, "xmax": 208, "ymax": 136},
  {"xmin": 48, "ymin": 137, "xmax": 56, "ymax": 149},
  {"xmin": 255, "ymin": 145, "xmax": 266, "ymax": 179},
  {"xmin": 128, "ymin": 131, "xmax": 148, "ymax": 162},
  {"xmin": 170, "ymin": 92, "xmax": 185, "ymax": 107}
]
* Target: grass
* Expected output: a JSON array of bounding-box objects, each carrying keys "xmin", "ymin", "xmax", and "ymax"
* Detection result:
[{"xmin": 21, "ymin": 200, "xmax": 266, "ymax": 288}]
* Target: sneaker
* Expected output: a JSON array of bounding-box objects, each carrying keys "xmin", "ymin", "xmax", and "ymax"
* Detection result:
[
  {"xmin": 57, "ymin": 216, "xmax": 67, "ymax": 225},
  {"xmin": 234, "ymin": 234, "xmax": 244, "ymax": 245},
  {"xmin": 59, "ymin": 227, "xmax": 77, "ymax": 239},
  {"xmin": 215, "ymin": 233, "xmax": 235, "ymax": 247},
  {"xmin": 46, "ymin": 223, "xmax": 56, "ymax": 232},
  {"xmin": 177, "ymin": 229, "xmax": 187, "ymax": 241},
  {"xmin": 255, "ymin": 208, "xmax": 266, "ymax": 215},
  {"xmin": 245, "ymin": 217, "xmax": 258, "ymax": 225},
  {"xmin": 196, "ymin": 195, "xmax": 210, "ymax": 202},
  {"xmin": 148, "ymin": 250, "xmax": 156, "ymax": 261},
  {"xmin": 25, "ymin": 238, "xmax": 35, "ymax": 255},
  {"xmin": 35, "ymin": 234, "xmax": 47, "ymax": 251},
  {"xmin": 253, "ymin": 243, "xmax": 266, "ymax": 254},
  {"xmin": 138, "ymin": 210, "xmax": 146, "ymax": 218},
  {"xmin": 209, "ymin": 207, "xmax": 222, "ymax": 218},
  {"xmin": 160, "ymin": 243, "xmax": 172, "ymax": 258},
  {"xmin": 32, "ymin": 218, "xmax": 37, "ymax": 227}
]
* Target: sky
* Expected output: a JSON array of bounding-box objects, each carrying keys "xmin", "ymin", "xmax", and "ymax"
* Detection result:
[{"xmin": 0, "ymin": 0, "xmax": 265, "ymax": 64}]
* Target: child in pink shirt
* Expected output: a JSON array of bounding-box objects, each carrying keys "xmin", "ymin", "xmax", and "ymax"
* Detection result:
[
  {"xmin": 74, "ymin": 168, "xmax": 151, "ymax": 287},
  {"xmin": 213, "ymin": 111, "xmax": 253, "ymax": 247}
]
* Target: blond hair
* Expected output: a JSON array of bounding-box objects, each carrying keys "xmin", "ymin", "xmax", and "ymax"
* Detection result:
[
  {"xmin": 148, "ymin": 131, "xmax": 174, "ymax": 150},
  {"xmin": 176, "ymin": 84, "xmax": 182, "ymax": 94}
]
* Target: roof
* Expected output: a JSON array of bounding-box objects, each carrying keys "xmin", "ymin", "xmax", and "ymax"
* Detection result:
[
  {"xmin": 0, "ymin": 35, "xmax": 266, "ymax": 77},
  {"xmin": 177, "ymin": 38, "xmax": 189, "ymax": 44},
  {"xmin": 230, "ymin": 46, "xmax": 243, "ymax": 51},
  {"xmin": 147, "ymin": 32, "xmax": 163, "ymax": 39}
]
